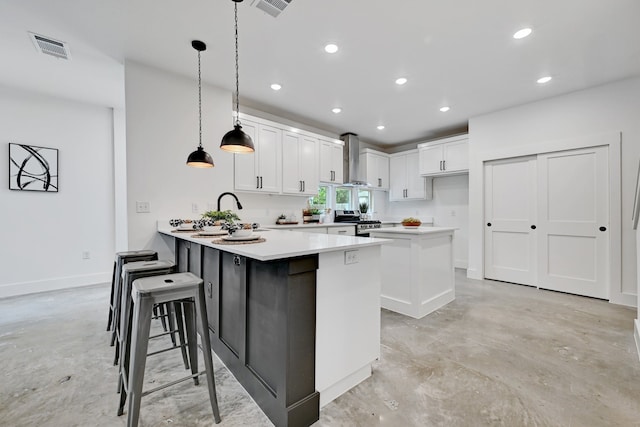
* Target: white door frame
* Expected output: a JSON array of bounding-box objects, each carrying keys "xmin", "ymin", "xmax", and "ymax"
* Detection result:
[{"xmin": 474, "ymin": 131, "xmax": 627, "ymax": 305}]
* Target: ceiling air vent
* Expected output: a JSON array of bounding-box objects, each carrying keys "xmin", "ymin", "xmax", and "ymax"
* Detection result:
[
  {"xmin": 28, "ymin": 32, "xmax": 71, "ymax": 60},
  {"xmin": 251, "ymin": 0, "xmax": 292, "ymax": 18}
]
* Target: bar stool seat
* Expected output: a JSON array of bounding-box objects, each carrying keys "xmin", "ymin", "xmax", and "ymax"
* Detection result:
[
  {"xmin": 107, "ymin": 250, "xmax": 158, "ymax": 344},
  {"xmin": 122, "ymin": 272, "xmax": 221, "ymax": 427}
]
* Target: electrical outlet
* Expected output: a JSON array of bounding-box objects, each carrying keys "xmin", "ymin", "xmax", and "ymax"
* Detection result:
[
  {"xmin": 192, "ymin": 203, "xmax": 199, "ymax": 213},
  {"xmin": 344, "ymin": 250, "xmax": 359, "ymax": 265},
  {"xmin": 136, "ymin": 201, "xmax": 150, "ymax": 213},
  {"xmin": 82, "ymin": 251, "xmax": 90, "ymax": 260}
]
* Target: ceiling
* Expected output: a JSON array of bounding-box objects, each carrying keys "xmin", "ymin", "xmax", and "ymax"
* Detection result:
[{"xmin": 2, "ymin": 0, "xmax": 639, "ymax": 146}]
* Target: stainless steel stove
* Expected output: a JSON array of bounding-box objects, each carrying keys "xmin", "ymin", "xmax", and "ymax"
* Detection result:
[{"xmin": 334, "ymin": 210, "xmax": 382, "ymax": 236}]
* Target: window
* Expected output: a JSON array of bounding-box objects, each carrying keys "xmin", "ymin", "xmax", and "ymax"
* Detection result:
[
  {"xmin": 358, "ymin": 189, "xmax": 372, "ymax": 214},
  {"xmin": 335, "ymin": 187, "xmax": 352, "ymax": 210},
  {"xmin": 309, "ymin": 185, "xmax": 328, "ymax": 209}
]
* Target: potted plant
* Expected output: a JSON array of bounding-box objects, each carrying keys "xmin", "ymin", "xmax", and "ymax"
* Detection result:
[{"xmin": 202, "ymin": 210, "xmax": 240, "ymax": 225}]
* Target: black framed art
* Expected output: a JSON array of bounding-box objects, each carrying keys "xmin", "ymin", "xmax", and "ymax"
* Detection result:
[{"xmin": 8, "ymin": 143, "xmax": 59, "ymax": 192}]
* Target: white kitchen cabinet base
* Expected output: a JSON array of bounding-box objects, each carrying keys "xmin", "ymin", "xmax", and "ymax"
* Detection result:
[
  {"xmin": 319, "ymin": 364, "xmax": 372, "ymax": 408},
  {"xmin": 381, "ymin": 288, "xmax": 454, "ymax": 319},
  {"xmin": 316, "ymin": 246, "xmax": 381, "ymax": 407},
  {"xmin": 370, "ymin": 227, "xmax": 456, "ymax": 319}
]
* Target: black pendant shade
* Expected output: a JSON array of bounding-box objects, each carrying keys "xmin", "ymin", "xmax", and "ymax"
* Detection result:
[
  {"xmin": 187, "ymin": 40, "xmax": 214, "ymax": 168},
  {"xmin": 221, "ymin": 0, "xmax": 255, "ymax": 154},
  {"xmin": 187, "ymin": 146, "xmax": 214, "ymax": 167},
  {"xmin": 220, "ymin": 124, "xmax": 255, "ymax": 153}
]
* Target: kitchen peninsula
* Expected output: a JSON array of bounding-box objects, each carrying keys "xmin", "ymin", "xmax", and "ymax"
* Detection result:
[
  {"xmin": 158, "ymin": 224, "xmax": 388, "ymax": 427},
  {"xmin": 369, "ymin": 227, "xmax": 456, "ymax": 319}
]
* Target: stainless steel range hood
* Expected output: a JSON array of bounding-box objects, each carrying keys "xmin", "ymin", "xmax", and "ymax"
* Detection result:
[{"xmin": 340, "ymin": 132, "xmax": 370, "ymax": 186}]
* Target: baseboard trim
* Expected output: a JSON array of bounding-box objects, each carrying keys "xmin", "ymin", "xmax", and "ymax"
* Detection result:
[
  {"xmin": 454, "ymin": 259, "xmax": 468, "ymax": 269},
  {"xmin": 609, "ymin": 292, "xmax": 637, "ymax": 308},
  {"xmin": 0, "ymin": 273, "xmax": 110, "ymax": 299},
  {"xmin": 634, "ymin": 319, "xmax": 640, "ymax": 363},
  {"xmin": 318, "ymin": 363, "xmax": 372, "ymax": 408},
  {"xmin": 466, "ymin": 268, "xmax": 482, "ymax": 280}
]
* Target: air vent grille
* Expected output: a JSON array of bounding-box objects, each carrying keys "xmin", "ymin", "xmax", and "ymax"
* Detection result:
[
  {"xmin": 251, "ymin": 0, "xmax": 292, "ymax": 17},
  {"xmin": 28, "ymin": 32, "xmax": 71, "ymax": 60}
]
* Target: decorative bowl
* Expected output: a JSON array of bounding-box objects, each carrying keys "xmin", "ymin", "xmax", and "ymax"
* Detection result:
[{"xmin": 229, "ymin": 228, "xmax": 253, "ymax": 238}]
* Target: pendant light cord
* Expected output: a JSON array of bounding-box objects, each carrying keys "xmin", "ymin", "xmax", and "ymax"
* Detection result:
[
  {"xmin": 234, "ymin": 1, "xmax": 241, "ymax": 127},
  {"xmin": 198, "ymin": 49, "xmax": 203, "ymax": 148}
]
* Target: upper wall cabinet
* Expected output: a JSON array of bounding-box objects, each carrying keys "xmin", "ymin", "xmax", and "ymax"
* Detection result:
[
  {"xmin": 319, "ymin": 138, "xmax": 344, "ymax": 184},
  {"xmin": 389, "ymin": 149, "xmax": 432, "ymax": 201},
  {"xmin": 360, "ymin": 148, "xmax": 389, "ymax": 191},
  {"xmin": 282, "ymin": 132, "xmax": 318, "ymax": 196},
  {"xmin": 418, "ymin": 135, "xmax": 469, "ymax": 176},
  {"xmin": 234, "ymin": 118, "xmax": 282, "ymax": 194}
]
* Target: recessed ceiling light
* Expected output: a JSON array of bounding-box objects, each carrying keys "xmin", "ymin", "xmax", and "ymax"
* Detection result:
[
  {"xmin": 270, "ymin": 83, "xmax": 282, "ymax": 91},
  {"xmin": 395, "ymin": 77, "xmax": 407, "ymax": 85},
  {"xmin": 324, "ymin": 43, "xmax": 338, "ymax": 54},
  {"xmin": 537, "ymin": 76, "xmax": 552, "ymax": 84},
  {"xmin": 377, "ymin": 125, "xmax": 385, "ymax": 130},
  {"xmin": 332, "ymin": 107, "xmax": 342, "ymax": 114},
  {"xmin": 440, "ymin": 106, "xmax": 450, "ymax": 112},
  {"xmin": 513, "ymin": 28, "xmax": 532, "ymax": 39}
]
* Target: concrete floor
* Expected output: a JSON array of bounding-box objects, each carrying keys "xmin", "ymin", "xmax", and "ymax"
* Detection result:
[{"xmin": 1, "ymin": 270, "xmax": 638, "ymax": 426}]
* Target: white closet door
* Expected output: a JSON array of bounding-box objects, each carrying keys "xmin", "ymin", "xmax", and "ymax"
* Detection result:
[
  {"xmin": 484, "ymin": 156, "xmax": 537, "ymax": 285},
  {"xmin": 537, "ymin": 146, "xmax": 609, "ymax": 299}
]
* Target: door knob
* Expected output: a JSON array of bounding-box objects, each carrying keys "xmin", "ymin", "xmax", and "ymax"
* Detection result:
[
  {"xmin": 487, "ymin": 222, "xmax": 492, "ymax": 227},
  {"xmin": 599, "ymin": 226, "xmax": 607, "ymax": 232},
  {"xmin": 531, "ymin": 225, "xmax": 536, "ymax": 230}
]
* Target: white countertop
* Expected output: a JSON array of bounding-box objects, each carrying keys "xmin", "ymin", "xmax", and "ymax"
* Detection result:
[
  {"xmin": 369, "ymin": 226, "xmax": 456, "ymax": 236},
  {"xmin": 266, "ymin": 222, "xmax": 354, "ymax": 229},
  {"xmin": 158, "ymin": 224, "xmax": 389, "ymax": 261}
]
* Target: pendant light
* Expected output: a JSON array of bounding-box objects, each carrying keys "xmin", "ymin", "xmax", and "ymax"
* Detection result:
[
  {"xmin": 187, "ymin": 40, "xmax": 214, "ymax": 168},
  {"xmin": 220, "ymin": 0, "xmax": 255, "ymax": 153}
]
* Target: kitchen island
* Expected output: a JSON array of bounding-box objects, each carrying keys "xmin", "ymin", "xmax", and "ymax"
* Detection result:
[
  {"xmin": 158, "ymin": 224, "xmax": 388, "ymax": 427},
  {"xmin": 369, "ymin": 227, "xmax": 456, "ymax": 319}
]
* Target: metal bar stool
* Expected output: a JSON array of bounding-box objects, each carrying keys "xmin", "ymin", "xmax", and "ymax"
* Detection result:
[
  {"xmin": 113, "ymin": 260, "xmax": 183, "ymax": 368},
  {"xmin": 107, "ymin": 250, "xmax": 158, "ymax": 344},
  {"xmin": 122, "ymin": 272, "xmax": 221, "ymax": 427}
]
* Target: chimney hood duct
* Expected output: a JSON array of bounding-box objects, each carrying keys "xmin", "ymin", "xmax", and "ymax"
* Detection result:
[{"xmin": 340, "ymin": 132, "xmax": 370, "ymax": 186}]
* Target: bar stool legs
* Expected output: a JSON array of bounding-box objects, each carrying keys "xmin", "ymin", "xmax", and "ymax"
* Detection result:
[{"xmin": 122, "ymin": 273, "xmax": 221, "ymax": 426}]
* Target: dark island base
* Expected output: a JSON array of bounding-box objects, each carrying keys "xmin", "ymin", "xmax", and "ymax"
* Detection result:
[{"xmin": 176, "ymin": 240, "xmax": 320, "ymax": 427}]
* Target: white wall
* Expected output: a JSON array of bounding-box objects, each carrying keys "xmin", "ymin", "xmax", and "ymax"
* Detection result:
[
  {"xmin": 376, "ymin": 174, "xmax": 469, "ymax": 269},
  {"xmin": 468, "ymin": 77, "xmax": 640, "ymax": 307},
  {"xmin": 124, "ymin": 62, "xmax": 312, "ymax": 259},
  {"xmin": 0, "ymin": 85, "xmax": 115, "ymax": 297}
]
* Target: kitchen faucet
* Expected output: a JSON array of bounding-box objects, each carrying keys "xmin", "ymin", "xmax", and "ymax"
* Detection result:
[{"xmin": 217, "ymin": 192, "xmax": 243, "ymax": 211}]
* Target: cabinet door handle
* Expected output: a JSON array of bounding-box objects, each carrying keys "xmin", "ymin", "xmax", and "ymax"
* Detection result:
[
  {"xmin": 378, "ymin": 178, "xmax": 382, "ymax": 187},
  {"xmin": 303, "ymin": 180, "xmax": 305, "ymax": 192},
  {"xmin": 207, "ymin": 282, "xmax": 213, "ymax": 298},
  {"xmin": 256, "ymin": 176, "xmax": 260, "ymax": 189},
  {"xmin": 439, "ymin": 160, "xmax": 443, "ymax": 171},
  {"xmin": 260, "ymin": 176, "xmax": 263, "ymax": 189},
  {"xmin": 332, "ymin": 170, "xmax": 335, "ymax": 181},
  {"xmin": 531, "ymin": 225, "xmax": 536, "ymax": 230},
  {"xmin": 443, "ymin": 160, "xmax": 446, "ymax": 170},
  {"xmin": 338, "ymin": 230, "xmax": 346, "ymax": 234},
  {"xmin": 599, "ymin": 226, "xmax": 607, "ymax": 232},
  {"xmin": 487, "ymin": 222, "xmax": 492, "ymax": 227}
]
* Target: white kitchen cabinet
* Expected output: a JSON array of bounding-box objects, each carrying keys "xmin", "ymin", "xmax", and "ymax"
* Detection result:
[
  {"xmin": 326, "ymin": 225, "xmax": 355, "ymax": 236},
  {"xmin": 234, "ymin": 119, "xmax": 282, "ymax": 194},
  {"xmin": 319, "ymin": 138, "xmax": 344, "ymax": 184},
  {"xmin": 418, "ymin": 135, "xmax": 468, "ymax": 176},
  {"xmin": 360, "ymin": 148, "xmax": 389, "ymax": 190},
  {"xmin": 389, "ymin": 150, "xmax": 432, "ymax": 201},
  {"xmin": 282, "ymin": 132, "xmax": 318, "ymax": 196}
]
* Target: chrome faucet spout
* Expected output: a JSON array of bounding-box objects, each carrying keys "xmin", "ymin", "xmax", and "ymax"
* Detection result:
[{"xmin": 217, "ymin": 192, "xmax": 243, "ymax": 211}]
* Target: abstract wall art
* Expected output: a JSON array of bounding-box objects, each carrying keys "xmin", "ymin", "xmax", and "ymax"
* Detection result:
[{"xmin": 9, "ymin": 143, "xmax": 58, "ymax": 192}]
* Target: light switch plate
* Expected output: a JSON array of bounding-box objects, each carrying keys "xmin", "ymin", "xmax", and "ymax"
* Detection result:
[
  {"xmin": 344, "ymin": 250, "xmax": 359, "ymax": 265},
  {"xmin": 136, "ymin": 201, "xmax": 150, "ymax": 213}
]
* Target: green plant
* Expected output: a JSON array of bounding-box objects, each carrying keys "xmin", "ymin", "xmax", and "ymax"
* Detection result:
[
  {"xmin": 202, "ymin": 210, "xmax": 240, "ymax": 222},
  {"xmin": 359, "ymin": 202, "xmax": 369, "ymax": 213}
]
